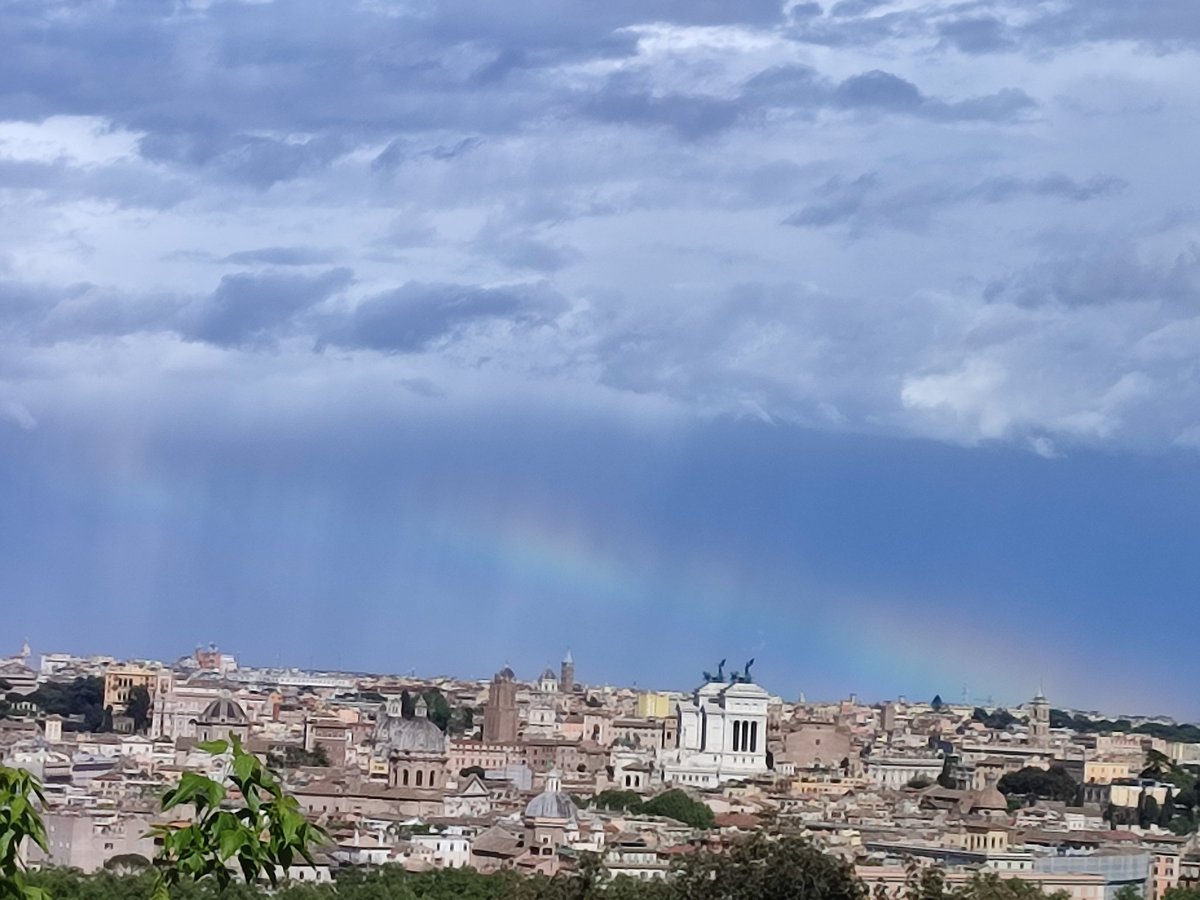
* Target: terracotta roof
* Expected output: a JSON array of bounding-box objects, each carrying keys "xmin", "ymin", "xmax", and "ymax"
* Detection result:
[{"xmin": 471, "ymin": 824, "xmax": 524, "ymax": 858}]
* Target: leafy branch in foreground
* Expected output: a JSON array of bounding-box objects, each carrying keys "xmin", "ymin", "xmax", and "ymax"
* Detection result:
[
  {"xmin": 150, "ymin": 735, "xmax": 326, "ymax": 899},
  {"xmin": 0, "ymin": 767, "xmax": 49, "ymax": 900}
]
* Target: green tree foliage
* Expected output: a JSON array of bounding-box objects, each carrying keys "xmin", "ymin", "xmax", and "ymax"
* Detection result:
[
  {"xmin": 17, "ymin": 838, "xmax": 1097, "ymax": 900},
  {"xmin": 0, "ymin": 767, "xmax": 49, "ymax": 900},
  {"xmin": 150, "ymin": 735, "xmax": 327, "ymax": 899},
  {"xmin": 126, "ymin": 687, "xmax": 152, "ymax": 734},
  {"xmin": 1050, "ymin": 712, "xmax": 1200, "ymax": 745},
  {"xmin": 1139, "ymin": 795, "xmax": 1160, "ymax": 830},
  {"xmin": 899, "ymin": 866, "xmax": 1071, "ymax": 900},
  {"xmin": 997, "ymin": 766, "xmax": 1078, "ymax": 802},
  {"xmin": 671, "ymin": 834, "xmax": 863, "ymax": 900},
  {"xmin": 956, "ymin": 873, "xmax": 1069, "ymax": 900},
  {"xmin": 589, "ymin": 789, "xmax": 714, "ymax": 829},
  {"xmin": 591, "ymin": 790, "xmax": 643, "ymax": 813},
  {"xmin": 24, "ymin": 677, "xmax": 107, "ymax": 732},
  {"xmin": 972, "ymin": 708, "xmax": 1019, "ymax": 730},
  {"xmin": 637, "ymin": 791, "xmax": 715, "ymax": 829},
  {"xmin": 421, "ymin": 690, "xmax": 453, "ymax": 732},
  {"xmin": 931, "ymin": 695, "xmax": 944, "ymax": 712},
  {"xmin": 399, "ymin": 691, "xmax": 415, "ymax": 719},
  {"xmin": 1113, "ymin": 887, "xmax": 1143, "ymax": 900}
]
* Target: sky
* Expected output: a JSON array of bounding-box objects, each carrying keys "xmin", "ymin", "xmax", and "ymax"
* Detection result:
[{"xmin": 1, "ymin": 0, "xmax": 1199, "ymax": 718}]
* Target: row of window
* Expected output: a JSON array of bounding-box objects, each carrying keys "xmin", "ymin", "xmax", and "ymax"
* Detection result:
[
  {"xmin": 731, "ymin": 720, "xmax": 758, "ymax": 753},
  {"xmin": 398, "ymin": 769, "xmax": 439, "ymax": 787}
]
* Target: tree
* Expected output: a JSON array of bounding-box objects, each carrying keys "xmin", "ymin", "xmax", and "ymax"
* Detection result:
[
  {"xmin": 400, "ymin": 690, "xmax": 415, "ymax": 719},
  {"xmin": 126, "ymin": 686, "xmax": 152, "ymax": 734},
  {"xmin": 421, "ymin": 689, "xmax": 453, "ymax": 732},
  {"xmin": 905, "ymin": 860, "xmax": 946, "ymax": 900},
  {"xmin": 638, "ymin": 790, "xmax": 715, "ymax": 830},
  {"xmin": 150, "ymin": 735, "xmax": 326, "ymax": 899},
  {"xmin": 670, "ymin": 833, "xmax": 865, "ymax": 900},
  {"xmin": 937, "ymin": 756, "xmax": 956, "ymax": 789},
  {"xmin": 24, "ymin": 677, "xmax": 107, "ymax": 732},
  {"xmin": 907, "ymin": 776, "xmax": 934, "ymax": 789},
  {"xmin": 957, "ymin": 873, "xmax": 1070, "ymax": 900},
  {"xmin": 0, "ymin": 767, "xmax": 49, "ymax": 900},
  {"xmin": 592, "ymin": 789, "xmax": 643, "ymax": 812},
  {"xmin": 997, "ymin": 766, "xmax": 1078, "ymax": 802},
  {"xmin": 931, "ymin": 695, "xmax": 944, "ymax": 711},
  {"xmin": 460, "ymin": 766, "xmax": 487, "ymax": 779},
  {"xmin": 1139, "ymin": 795, "xmax": 1160, "ymax": 830}
]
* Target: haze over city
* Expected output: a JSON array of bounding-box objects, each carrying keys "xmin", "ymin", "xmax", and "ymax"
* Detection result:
[{"xmin": 2, "ymin": 0, "xmax": 1200, "ymax": 720}]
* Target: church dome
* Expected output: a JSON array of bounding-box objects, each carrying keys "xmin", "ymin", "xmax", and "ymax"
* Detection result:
[
  {"xmin": 374, "ymin": 699, "xmax": 446, "ymax": 755},
  {"xmin": 497, "ymin": 666, "xmax": 516, "ymax": 681},
  {"xmin": 970, "ymin": 784, "xmax": 1008, "ymax": 813},
  {"xmin": 198, "ymin": 695, "xmax": 247, "ymax": 724},
  {"xmin": 524, "ymin": 768, "xmax": 577, "ymax": 821},
  {"xmin": 540, "ymin": 668, "xmax": 558, "ymax": 682}
]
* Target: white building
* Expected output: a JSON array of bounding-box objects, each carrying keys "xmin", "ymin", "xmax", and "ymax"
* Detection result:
[
  {"xmin": 864, "ymin": 755, "xmax": 945, "ymax": 789},
  {"xmin": 411, "ymin": 828, "xmax": 472, "ymax": 868},
  {"xmin": 660, "ymin": 677, "xmax": 770, "ymax": 788}
]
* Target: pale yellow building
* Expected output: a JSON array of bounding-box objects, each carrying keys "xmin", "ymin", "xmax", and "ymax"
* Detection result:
[
  {"xmin": 103, "ymin": 664, "xmax": 171, "ymax": 711},
  {"xmin": 636, "ymin": 691, "xmax": 673, "ymax": 719}
]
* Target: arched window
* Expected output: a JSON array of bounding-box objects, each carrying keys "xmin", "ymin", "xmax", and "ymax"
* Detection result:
[
  {"xmin": 416, "ymin": 770, "xmax": 423, "ymax": 786},
  {"xmin": 732, "ymin": 720, "xmax": 741, "ymax": 750},
  {"xmin": 402, "ymin": 769, "xmax": 409, "ymax": 786},
  {"xmin": 429, "ymin": 770, "xmax": 436, "ymax": 787},
  {"xmin": 750, "ymin": 721, "xmax": 758, "ymax": 753}
]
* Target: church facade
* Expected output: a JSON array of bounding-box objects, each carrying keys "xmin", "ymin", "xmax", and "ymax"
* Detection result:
[{"xmin": 660, "ymin": 672, "xmax": 771, "ymax": 788}]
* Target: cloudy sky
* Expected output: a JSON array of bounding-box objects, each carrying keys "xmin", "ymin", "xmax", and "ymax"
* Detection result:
[{"xmin": 2, "ymin": 0, "xmax": 1199, "ymax": 716}]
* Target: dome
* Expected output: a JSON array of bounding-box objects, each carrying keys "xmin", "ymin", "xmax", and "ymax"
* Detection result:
[
  {"xmin": 540, "ymin": 668, "xmax": 558, "ymax": 682},
  {"xmin": 374, "ymin": 702, "xmax": 446, "ymax": 756},
  {"xmin": 198, "ymin": 695, "xmax": 247, "ymax": 725},
  {"xmin": 496, "ymin": 666, "xmax": 516, "ymax": 681},
  {"xmin": 970, "ymin": 784, "xmax": 1008, "ymax": 813},
  {"xmin": 524, "ymin": 768, "xmax": 577, "ymax": 821}
]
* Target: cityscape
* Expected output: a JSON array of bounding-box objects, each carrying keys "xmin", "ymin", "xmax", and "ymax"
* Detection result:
[
  {"xmin": 3, "ymin": 0, "xmax": 1200, "ymax": 898},
  {"xmin": 3, "ymin": 639, "xmax": 1200, "ymax": 897}
]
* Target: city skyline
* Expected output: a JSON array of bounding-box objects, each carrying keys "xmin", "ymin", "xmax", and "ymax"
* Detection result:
[{"xmin": 7, "ymin": 632, "xmax": 1192, "ymax": 727}]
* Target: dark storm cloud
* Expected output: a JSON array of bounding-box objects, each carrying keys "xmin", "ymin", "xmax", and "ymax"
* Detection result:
[
  {"xmin": 740, "ymin": 65, "xmax": 1033, "ymax": 124},
  {"xmin": 785, "ymin": 172, "xmax": 1125, "ymax": 232},
  {"xmin": 1016, "ymin": 0, "xmax": 1200, "ymax": 50},
  {"xmin": 371, "ymin": 136, "xmax": 483, "ymax": 172},
  {"xmin": 180, "ymin": 268, "xmax": 354, "ymax": 347},
  {"xmin": 318, "ymin": 281, "xmax": 568, "ymax": 353},
  {"xmin": 985, "ymin": 242, "xmax": 1200, "ymax": 308},
  {"xmin": 139, "ymin": 131, "xmax": 352, "ymax": 188},
  {"xmin": 782, "ymin": 0, "xmax": 1200, "ymax": 54},
  {"xmin": 582, "ymin": 79, "xmax": 744, "ymax": 140},
  {"xmin": 220, "ymin": 247, "xmax": 340, "ymax": 267},
  {"xmin": 938, "ymin": 16, "xmax": 1018, "ymax": 54},
  {"xmin": 832, "ymin": 70, "xmax": 1035, "ymax": 121},
  {"xmin": 0, "ymin": 268, "xmax": 354, "ymax": 348}
]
